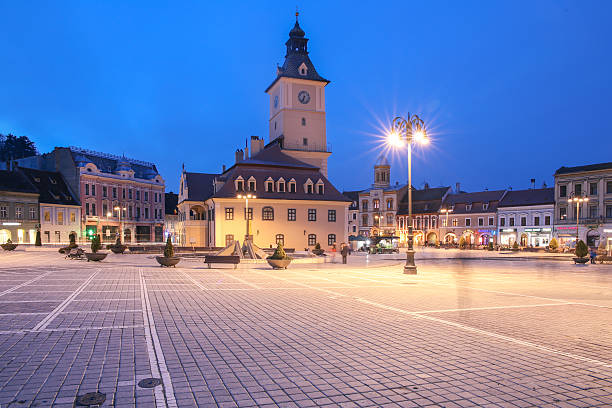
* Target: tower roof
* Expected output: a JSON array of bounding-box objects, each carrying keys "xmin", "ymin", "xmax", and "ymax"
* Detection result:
[
  {"xmin": 265, "ymin": 13, "xmax": 329, "ymax": 92},
  {"xmin": 375, "ymin": 155, "xmax": 390, "ymax": 167}
]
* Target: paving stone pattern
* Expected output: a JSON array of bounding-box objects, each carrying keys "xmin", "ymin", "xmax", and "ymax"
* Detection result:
[{"xmin": 0, "ymin": 251, "xmax": 611, "ymax": 407}]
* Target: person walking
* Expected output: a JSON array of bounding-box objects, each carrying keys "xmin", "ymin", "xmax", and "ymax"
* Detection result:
[
  {"xmin": 590, "ymin": 248, "xmax": 597, "ymax": 264},
  {"xmin": 341, "ymin": 243, "xmax": 350, "ymax": 264}
]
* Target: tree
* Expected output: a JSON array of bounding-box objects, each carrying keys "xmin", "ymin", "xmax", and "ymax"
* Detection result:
[
  {"xmin": 163, "ymin": 236, "xmax": 175, "ymax": 258},
  {"xmin": 549, "ymin": 238, "xmax": 558, "ymax": 251},
  {"xmin": 459, "ymin": 237, "xmax": 466, "ymax": 249},
  {"xmin": 268, "ymin": 243, "xmax": 290, "ymax": 260},
  {"xmin": 0, "ymin": 134, "xmax": 38, "ymax": 163},
  {"xmin": 575, "ymin": 240, "xmax": 588, "ymax": 258},
  {"xmin": 91, "ymin": 234, "xmax": 101, "ymax": 253},
  {"xmin": 513, "ymin": 241, "xmax": 519, "ymax": 250},
  {"xmin": 35, "ymin": 229, "xmax": 42, "ymax": 246},
  {"xmin": 69, "ymin": 232, "xmax": 78, "ymax": 248}
]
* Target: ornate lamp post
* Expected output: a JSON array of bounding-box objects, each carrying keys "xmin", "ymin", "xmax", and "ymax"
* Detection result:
[
  {"xmin": 567, "ymin": 193, "xmax": 588, "ymax": 243},
  {"xmin": 237, "ymin": 194, "xmax": 256, "ymax": 242},
  {"xmin": 387, "ymin": 114, "xmax": 428, "ymax": 274},
  {"xmin": 113, "ymin": 206, "xmax": 126, "ymax": 243}
]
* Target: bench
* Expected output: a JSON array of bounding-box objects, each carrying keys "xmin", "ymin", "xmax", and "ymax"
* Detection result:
[
  {"xmin": 596, "ymin": 255, "xmax": 612, "ymax": 264},
  {"xmin": 204, "ymin": 255, "xmax": 240, "ymax": 269},
  {"xmin": 66, "ymin": 248, "xmax": 85, "ymax": 260}
]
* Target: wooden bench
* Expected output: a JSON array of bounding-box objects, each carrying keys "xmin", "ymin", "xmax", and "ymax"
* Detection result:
[
  {"xmin": 596, "ymin": 255, "xmax": 612, "ymax": 264},
  {"xmin": 204, "ymin": 255, "xmax": 240, "ymax": 269},
  {"xmin": 66, "ymin": 248, "xmax": 85, "ymax": 260}
]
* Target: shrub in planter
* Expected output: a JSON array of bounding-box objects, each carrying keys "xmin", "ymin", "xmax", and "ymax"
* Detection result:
[
  {"xmin": 458, "ymin": 237, "xmax": 466, "ymax": 249},
  {"xmin": 575, "ymin": 240, "xmax": 588, "ymax": 258},
  {"xmin": 312, "ymin": 242, "xmax": 325, "ymax": 256},
  {"xmin": 35, "ymin": 229, "xmax": 42, "ymax": 247},
  {"xmin": 86, "ymin": 234, "xmax": 107, "ymax": 262},
  {"xmin": 1, "ymin": 238, "xmax": 17, "ymax": 251},
  {"xmin": 488, "ymin": 241, "xmax": 494, "ymax": 251},
  {"xmin": 548, "ymin": 238, "xmax": 558, "ymax": 252},
  {"xmin": 156, "ymin": 236, "xmax": 180, "ymax": 267},
  {"xmin": 267, "ymin": 243, "xmax": 292, "ymax": 269},
  {"xmin": 109, "ymin": 237, "xmax": 127, "ymax": 254},
  {"xmin": 512, "ymin": 241, "xmax": 519, "ymax": 250},
  {"xmin": 69, "ymin": 233, "xmax": 78, "ymax": 249}
]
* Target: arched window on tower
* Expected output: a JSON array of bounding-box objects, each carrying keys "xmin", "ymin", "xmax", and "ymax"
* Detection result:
[{"xmin": 301, "ymin": 118, "xmax": 306, "ymax": 126}]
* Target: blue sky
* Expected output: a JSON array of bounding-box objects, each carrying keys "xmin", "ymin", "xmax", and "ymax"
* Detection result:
[{"xmin": 1, "ymin": 0, "xmax": 611, "ymax": 193}]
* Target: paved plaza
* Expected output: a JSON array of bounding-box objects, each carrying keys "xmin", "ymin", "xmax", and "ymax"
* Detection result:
[{"xmin": 0, "ymin": 250, "xmax": 611, "ymax": 407}]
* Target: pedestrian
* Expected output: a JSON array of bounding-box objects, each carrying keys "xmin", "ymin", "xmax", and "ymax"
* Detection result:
[
  {"xmin": 341, "ymin": 243, "xmax": 349, "ymax": 264},
  {"xmin": 590, "ymin": 248, "xmax": 597, "ymax": 264}
]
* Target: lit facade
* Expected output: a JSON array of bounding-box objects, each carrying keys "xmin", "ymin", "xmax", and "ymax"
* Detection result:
[
  {"xmin": 0, "ymin": 170, "xmax": 39, "ymax": 244},
  {"xmin": 497, "ymin": 188, "xmax": 554, "ymax": 247}
]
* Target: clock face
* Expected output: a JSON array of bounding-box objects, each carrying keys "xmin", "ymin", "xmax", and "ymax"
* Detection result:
[
  {"xmin": 273, "ymin": 95, "xmax": 279, "ymax": 108},
  {"xmin": 298, "ymin": 90, "xmax": 310, "ymax": 104}
]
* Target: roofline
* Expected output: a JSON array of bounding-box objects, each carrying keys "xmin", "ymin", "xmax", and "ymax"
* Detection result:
[{"xmin": 265, "ymin": 75, "xmax": 330, "ymax": 93}]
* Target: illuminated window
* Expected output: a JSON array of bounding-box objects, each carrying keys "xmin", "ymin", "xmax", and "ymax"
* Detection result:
[
  {"xmin": 308, "ymin": 234, "xmax": 316, "ymax": 246},
  {"xmin": 262, "ymin": 207, "xmax": 274, "ymax": 221},
  {"xmin": 276, "ymin": 234, "xmax": 284, "ymax": 246},
  {"xmin": 328, "ymin": 234, "xmax": 336, "ymax": 246}
]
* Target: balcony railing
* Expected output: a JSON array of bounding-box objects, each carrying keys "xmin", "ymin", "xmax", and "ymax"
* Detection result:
[
  {"xmin": 556, "ymin": 217, "xmax": 611, "ymax": 225},
  {"xmin": 280, "ymin": 140, "xmax": 332, "ymax": 153}
]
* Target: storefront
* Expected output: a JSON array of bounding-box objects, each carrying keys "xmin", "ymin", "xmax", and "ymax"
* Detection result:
[
  {"xmin": 499, "ymin": 228, "xmax": 517, "ymax": 246},
  {"xmin": 477, "ymin": 229, "xmax": 496, "ymax": 245},
  {"xmin": 554, "ymin": 226, "xmax": 577, "ymax": 248},
  {"xmin": 603, "ymin": 229, "xmax": 612, "ymax": 253},
  {"xmin": 524, "ymin": 228, "xmax": 552, "ymax": 247}
]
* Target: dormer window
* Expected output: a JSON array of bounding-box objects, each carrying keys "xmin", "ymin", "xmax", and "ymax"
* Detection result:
[
  {"xmin": 483, "ymin": 202, "xmax": 489, "ymax": 210},
  {"xmin": 304, "ymin": 178, "xmax": 314, "ymax": 194},
  {"xmin": 316, "ymin": 179, "xmax": 325, "ymax": 195},
  {"xmin": 235, "ymin": 176, "xmax": 244, "ymax": 192},
  {"xmin": 277, "ymin": 178, "xmax": 285, "ymax": 192},
  {"xmin": 248, "ymin": 176, "xmax": 256, "ymax": 192},
  {"xmin": 298, "ymin": 62, "xmax": 308, "ymax": 76},
  {"xmin": 265, "ymin": 178, "xmax": 274, "ymax": 193},
  {"xmin": 288, "ymin": 178, "xmax": 296, "ymax": 193},
  {"xmin": 466, "ymin": 204, "xmax": 472, "ymax": 211}
]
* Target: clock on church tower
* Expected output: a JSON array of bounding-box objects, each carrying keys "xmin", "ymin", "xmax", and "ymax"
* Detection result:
[{"xmin": 265, "ymin": 13, "xmax": 332, "ymax": 176}]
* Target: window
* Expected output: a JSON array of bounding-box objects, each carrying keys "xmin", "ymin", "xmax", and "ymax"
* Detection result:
[
  {"xmin": 465, "ymin": 218, "xmax": 471, "ymax": 227},
  {"xmin": 91, "ymin": 185, "xmax": 96, "ymax": 196},
  {"xmin": 113, "ymin": 187, "xmax": 117, "ymax": 199},
  {"xmin": 301, "ymin": 118, "xmax": 306, "ymax": 126},
  {"xmin": 308, "ymin": 234, "xmax": 317, "ymax": 246},
  {"xmin": 442, "ymin": 218, "xmax": 448, "ymax": 227},
  {"xmin": 607, "ymin": 181, "xmax": 612, "ymax": 194},
  {"xmin": 248, "ymin": 180, "xmax": 256, "ymax": 191},
  {"xmin": 352, "ymin": 226, "xmax": 356, "ymax": 232},
  {"xmin": 244, "ymin": 208, "xmax": 253, "ymax": 220},
  {"xmin": 136, "ymin": 190, "xmax": 140, "ymax": 200},
  {"xmin": 317, "ymin": 184, "xmax": 324, "ymax": 194},
  {"xmin": 1, "ymin": 206, "xmax": 8, "ymax": 218},
  {"xmin": 606, "ymin": 205, "xmax": 612, "ymax": 218},
  {"xmin": 352, "ymin": 213, "xmax": 356, "ymax": 220},
  {"xmin": 29, "ymin": 208, "xmax": 36, "ymax": 219},
  {"xmin": 328, "ymin": 210, "xmax": 336, "ymax": 222},
  {"xmin": 452, "ymin": 218, "xmax": 458, "ymax": 227},
  {"xmin": 362, "ymin": 214, "xmax": 368, "ymax": 226},
  {"xmin": 103, "ymin": 186, "xmax": 108, "ymax": 197},
  {"xmin": 103, "ymin": 204, "xmax": 108, "ymax": 217},
  {"xmin": 500, "ymin": 217, "xmax": 505, "ymax": 227},
  {"xmin": 431, "ymin": 218, "xmax": 436, "ymax": 228},
  {"xmin": 521, "ymin": 217, "xmax": 527, "ymax": 226},
  {"xmin": 308, "ymin": 209, "xmax": 317, "ymax": 221},
  {"xmin": 144, "ymin": 207, "xmax": 149, "ymax": 219},
  {"xmin": 534, "ymin": 216, "xmax": 540, "ymax": 226},
  {"xmin": 483, "ymin": 203, "xmax": 489, "ymax": 210},
  {"xmin": 44, "ymin": 210, "xmax": 50, "ymax": 222},
  {"xmin": 307, "ymin": 184, "xmax": 313, "ymax": 194},
  {"xmin": 128, "ymin": 189, "xmax": 133, "ymax": 199},
  {"xmin": 559, "ymin": 185, "xmax": 567, "ymax": 197},
  {"xmin": 574, "ymin": 184, "xmax": 582, "ymax": 196},
  {"xmin": 362, "ymin": 201, "xmax": 368, "ymax": 211},
  {"xmin": 262, "ymin": 207, "xmax": 274, "ymax": 220},
  {"xmin": 236, "ymin": 180, "xmax": 244, "ymax": 191},
  {"xmin": 488, "ymin": 217, "xmax": 494, "ymax": 226},
  {"xmin": 387, "ymin": 215, "xmax": 393, "ymax": 225},
  {"xmin": 559, "ymin": 207, "xmax": 567, "ymax": 219},
  {"xmin": 289, "ymin": 181, "xmax": 296, "ymax": 193},
  {"xmin": 373, "ymin": 199, "xmax": 380, "ymax": 210},
  {"xmin": 509, "ymin": 217, "xmax": 515, "ymax": 226},
  {"xmin": 288, "ymin": 208, "xmax": 296, "ymax": 221},
  {"xmin": 276, "ymin": 234, "xmax": 284, "ymax": 246},
  {"xmin": 303, "ymin": 137, "xmax": 308, "ymax": 146},
  {"xmin": 265, "ymin": 180, "xmax": 274, "ymax": 192},
  {"xmin": 71, "ymin": 212, "xmax": 76, "ymax": 223},
  {"xmin": 478, "ymin": 218, "xmax": 484, "ymax": 226},
  {"xmin": 328, "ymin": 234, "xmax": 336, "ymax": 246},
  {"xmin": 85, "ymin": 203, "xmax": 90, "ymax": 216},
  {"xmin": 225, "ymin": 234, "xmax": 234, "ymax": 247},
  {"xmin": 590, "ymin": 182, "xmax": 598, "ymax": 195},
  {"xmin": 387, "ymin": 199, "xmax": 393, "ymax": 210},
  {"xmin": 15, "ymin": 207, "xmax": 22, "ymax": 219},
  {"xmin": 122, "ymin": 189, "xmax": 126, "ymax": 199},
  {"xmin": 128, "ymin": 206, "xmax": 133, "ymax": 218},
  {"xmin": 85, "ymin": 184, "xmax": 90, "ymax": 195},
  {"xmin": 136, "ymin": 207, "xmax": 141, "ymax": 218},
  {"xmin": 57, "ymin": 212, "xmax": 63, "ymax": 225},
  {"xmin": 278, "ymin": 180, "xmax": 285, "ymax": 192},
  {"xmin": 225, "ymin": 208, "xmax": 234, "ymax": 220},
  {"xmin": 589, "ymin": 206, "xmax": 598, "ymax": 218},
  {"xmin": 91, "ymin": 203, "xmax": 96, "ymax": 216},
  {"xmin": 466, "ymin": 204, "xmax": 472, "ymax": 211},
  {"xmin": 145, "ymin": 192, "xmax": 149, "ymax": 201}
]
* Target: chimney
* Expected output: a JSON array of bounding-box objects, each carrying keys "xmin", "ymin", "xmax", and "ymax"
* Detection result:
[
  {"xmin": 250, "ymin": 136, "xmax": 264, "ymax": 157},
  {"xmin": 531, "ymin": 178, "xmax": 536, "ymax": 189},
  {"xmin": 455, "ymin": 182, "xmax": 460, "ymax": 193},
  {"xmin": 424, "ymin": 182, "xmax": 429, "ymax": 190},
  {"xmin": 542, "ymin": 181, "xmax": 547, "ymax": 188},
  {"xmin": 235, "ymin": 149, "xmax": 243, "ymax": 163},
  {"xmin": 222, "ymin": 164, "xmax": 226, "ymax": 173}
]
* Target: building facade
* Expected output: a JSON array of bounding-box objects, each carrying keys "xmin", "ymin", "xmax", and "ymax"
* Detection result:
[
  {"xmin": 0, "ymin": 170, "xmax": 39, "ymax": 244},
  {"xmin": 358, "ymin": 156, "xmax": 407, "ymax": 237},
  {"xmin": 164, "ymin": 192, "xmax": 179, "ymax": 243},
  {"xmin": 554, "ymin": 162, "xmax": 612, "ymax": 249},
  {"xmin": 396, "ymin": 186, "xmax": 451, "ymax": 246},
  {"xmin": 343, "ymin": 191, "xmax": 360, "ymax": 237},
  {"xmin": 497, "ymin": 188, "xmax": 554, "ymax": 247},
  {"xmin": 176, "ymin": 171, "xmax": 217, "ymax": 247},
  {"xmin": 439, "ymin": 190, "xmax": 506, "ymax": 246},
  {"xmin": 17, "ymin": 147, "xmax": 165, "ymax": 243},
  {"xmin": 20, "ymin": 167, "xmax": 81, "ymax": 244}
]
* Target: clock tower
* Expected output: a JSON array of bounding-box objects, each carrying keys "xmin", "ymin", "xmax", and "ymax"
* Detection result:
[{"xmin": 265, "ymin": 13, "xmax": 331, "ymax": 176}]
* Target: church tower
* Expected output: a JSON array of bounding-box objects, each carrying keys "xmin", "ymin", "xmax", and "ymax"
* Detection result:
[
  {"xmin": 265, "ymin": 13, "xmax": 331, "ymax": 176},
  {"xmin": 373, "ymin": 155, "xmax": 390, "ymax": 188}
]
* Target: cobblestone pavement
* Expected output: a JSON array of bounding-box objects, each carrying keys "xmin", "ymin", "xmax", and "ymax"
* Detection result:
[{"xmin": 0, "ymin": 251, "xmax": 611, "ymax": 407}]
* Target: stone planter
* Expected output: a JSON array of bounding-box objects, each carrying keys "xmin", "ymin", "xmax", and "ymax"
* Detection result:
[
  {"xmin": 156, "ymin": 256, "xmax": 181, "ymax": 267},
  {"xmin": 85, "ymin": 252, "xmax": 107, "ymax": 262},
  {"xmin": 573, "ymin": 257, "xmax": 589, "ymax": 264},
  {"xmin": 110, "ymin": 245, "xmax": 127, "ymax": 254},
  {"xmin": 1, "ymin": 243, "xmax": 17, "ymax": 251},
  {"xmin": 266, "ymin": 258, "xmax": 292, "ymax": 270},
  {"xmin": 312, "ymin": 249, "xmax": 325, "ymax": 256}
]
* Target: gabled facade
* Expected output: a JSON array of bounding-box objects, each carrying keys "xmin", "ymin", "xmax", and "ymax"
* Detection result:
[
  {"xmin": 497, "ymin": 188, "xmax": 554, "ymax": 247},
  {"xmin": 0, "ymin": 170, "xmax": 39, "ymax": 244},
  {"xmin": 396, "ymin": 185, "xmax": 452, "ymax": 246},
  {"xmin": 343, "ymin": 191, "xmax": 360, "ymax": 236},
  {"xmin": 177, "ymin": 169, "xmax": 217, "ymax": 246}
]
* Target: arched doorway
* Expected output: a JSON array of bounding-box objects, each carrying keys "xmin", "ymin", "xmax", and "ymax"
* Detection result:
[
  {"xmin": 426, "ymin": 232, "xmax": 437, "ymax": 245},
  {"xmin": 587, "ymin": 229, "xmax": 600, "ymax": 248},
  {"xmin": 414, "ymin": 232, "xmax": 424, "ymax": 245},
  {"xmin": 124, "ymin": 228, "xmax": 132, "ymax": 243},
  {"xmin": 479, "ymin": 234, "xmax": 490, "ymax": 245},
  {"xmin": 463, "ymin": 231, "xmax": 474, "ymax": 245},
  {"xmin": 520, "ymin": 233, "xmax": 528, "ymax": 246},
  {"xmin": 189, "ymin": 205, "xmax": 206, "ymax": 220},
  {"xmin": 0, "ymin": 229, "xmax": 10, "ymax": 244},
  {"xmin": 444, "ymin": 233, "xmax": 457, "ymax": 244}
]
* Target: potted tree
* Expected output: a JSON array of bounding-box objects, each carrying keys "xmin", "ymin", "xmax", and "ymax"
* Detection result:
[
  {"xmin": 512, "ymin": 241, "xmax": 519, "ymax": 251},
  {"xmin": 156, "ymin": 236, "xmax": 181, "ymax": 267},
  {"xmin": 1, "ymin": 238, "xmax": 17, "ymax": 251},
  {"xmin": 573, "ymin": 240, "xmax": 589, "ymax": 264},
  {"xmin": 35, "ymin": 229, "xmax": 42, "ymax": 247},
  {"xmin": 312, "ymin": 242, "xmax": 325, "ymax": 256},
  {"xmin": 109, "ymin": 237, "xmax": 127, "ymax": 254},
  {"xmin": 59, "ymin": 232, "xmax": 79, "ymax": 254},
  {"xmin": 548, "ymin": 238, "xmax": 558, "ymax": 253},
  {"xmin": 266, "ymin": 243, "xmax": 292, "ymax": 269},
  {"xmin": 458, "ymin": 237, "xmax": 466, "ymax": 249},
  {"xmin": 85, "ymin": 234, "xmax": 107, "ymax": 262}
]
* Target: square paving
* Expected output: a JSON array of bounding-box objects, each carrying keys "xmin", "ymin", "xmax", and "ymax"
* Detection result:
[{"xmin": 0, "ymin": 250, "xmax": 611, "ymax": 407}]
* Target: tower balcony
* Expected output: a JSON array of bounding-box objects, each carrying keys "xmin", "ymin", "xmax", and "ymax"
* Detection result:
[{"xmin": 280, "ymin": 140, "xmax": 332, "ymax": 153}]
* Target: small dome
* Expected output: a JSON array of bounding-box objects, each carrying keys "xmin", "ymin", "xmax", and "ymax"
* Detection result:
[
  {"xmin": 375, "ymin": 155, "xmax": 390, "ymax": 167},
  {"xmin": 289, "ymin": 21, "xmax": 305, "ymax": 38}
]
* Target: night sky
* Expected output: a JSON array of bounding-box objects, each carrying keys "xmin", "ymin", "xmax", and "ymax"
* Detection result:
[{"xmin": 1, "ymin": 1, "xmax": 611, "ymax": 193}]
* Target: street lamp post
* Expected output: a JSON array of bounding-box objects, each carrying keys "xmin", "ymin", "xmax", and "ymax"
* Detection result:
[
  {"xmin": 568, "ymin": 193, "xmax": 588, "ymax": 243},
  {"xmin": 387, "ymin": 113, "xmax": 429, "ymax": 274},
  {"xmin": 374, "ymin": 214, "xmax": 382, "ymax": 236},
  {"xmin": 440, "ymin": 208, "xmax": 453, "ymax": 244},
  {"xmin": 114, "ymin": 206, "xmax": 126, "ymax": 243},
  {"xmin": 237, "ymin": 194, "xmax": 256, "ymax": 242}
]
